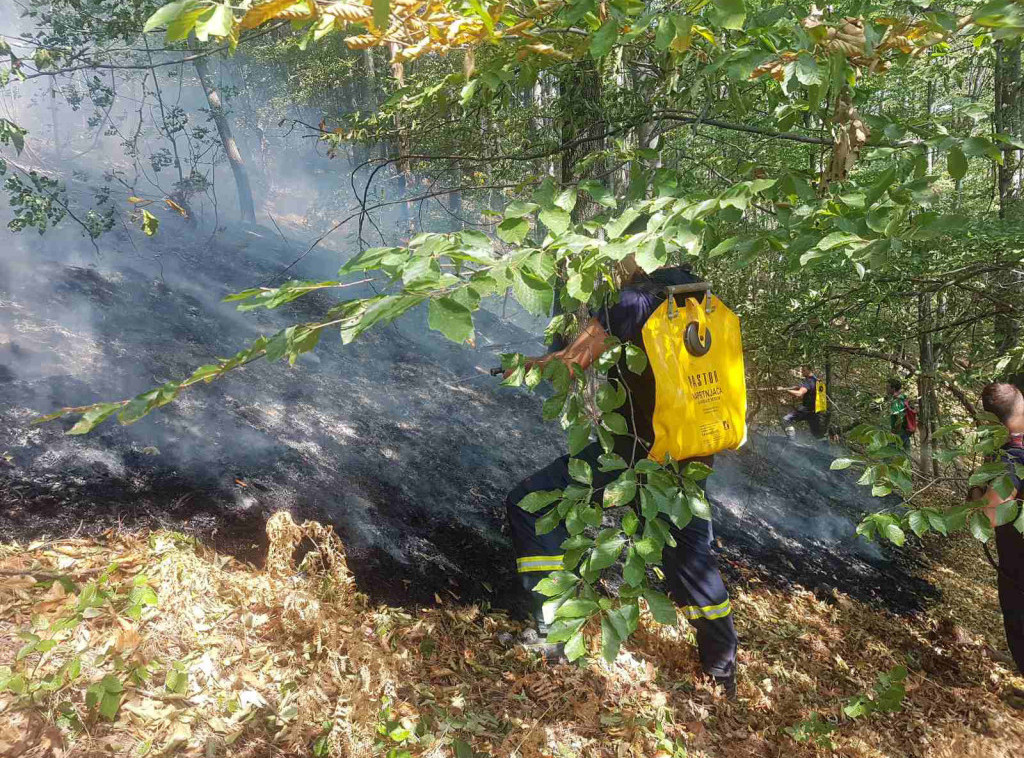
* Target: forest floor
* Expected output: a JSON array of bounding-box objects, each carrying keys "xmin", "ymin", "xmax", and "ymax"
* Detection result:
[{"xmin": 1, "ymin": 509, "xmax": 1023, "ymax": 758}]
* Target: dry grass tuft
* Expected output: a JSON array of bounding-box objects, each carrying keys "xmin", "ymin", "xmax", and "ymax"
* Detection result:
[{"xmin": 1, "ymin": 513, "xmax": 1022, "ymax": 757}]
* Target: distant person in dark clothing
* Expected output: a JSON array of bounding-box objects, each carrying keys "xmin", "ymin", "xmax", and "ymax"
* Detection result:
[
  {"xmin": 974, "ymin": 382, "xmax": 1024, "ymax": 689},
  {"xmin": 888, "ymin": 378, "xmax": 912, "ymax": 450},
  {"xmin": 780, "ymin": 366, "xmax": 825, "ymax": 440}
]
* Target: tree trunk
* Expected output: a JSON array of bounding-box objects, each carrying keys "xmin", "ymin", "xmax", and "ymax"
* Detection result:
[
  {"xmin": 49, "ymin": 80, "xmax": 62, "ymax": 161},
  {"xmin": 994, "ymin": 40, "xmax": 1024, "ymax": 388},
  {"xmin": 995, "ymin": 39, "xmax": 1022, "ymax": 221},
  {"xmin": 549, "ymin": 60, "xmax": 604, "ymax": 350},
  {"xmin": 192, "ymin": 52, "xmax": 256, "ymax": 223},
  {"xmin": 559, "ymin": 59, "xmax": 605, "ymax": 224},
  {"xmin": 917, "ymin": 293, "xmax": 935, "ymax": 477},
  {"xmin": 388, "ymin": 43, "xmax": 414, "ymax": 239}
]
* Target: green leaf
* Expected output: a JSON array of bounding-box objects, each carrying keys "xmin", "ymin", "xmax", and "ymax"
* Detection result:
[
  {"xmin": 590, "ymin": 19, "xmax": 619, "ymax": 59},
  {"xmin": 569, "ymin": 458, "xmax": 593, "ymax": 485},
  {"xmin": 644, "ymin": 590, "xmax": 677, "ymax": 624},
  {"xmin": 602, "ymin": 412, "xmax": 628, "ymax": 435},
  {"xmin": 143, "ymin": 0, "xmax": 201, "ymax": 32},
  {"xmin": 624, "ymin": 344, "xmax": 647, "ymax": 374},
  {"xmin": 539, "ymin": 207, "xmax": 570, "ymax": 235},
  {"xmin": 995, "ymin": 500, "xmax": 1019, "ymax": 527},
  {"xmin": 512, "ymin": 270, "xmax": 554, "ymax": 316},
  {"xmin": 907, "ymin": 510, "xmax": 929, "ymax": 538},
  {"xmin": 554, "ymin": 188, "xmax": 577, "ymax": 213},
  {"xmin": 817, "ymin": 231, "xmax": 863, "ymax": 251},
  {"xmin": 194, "ymin": 3, "xmax": 233, "ymax": 42},
  {"xmin": 535, "ymin": 508, "xmax": 562, "ymax": 535},
  {"xmin": 534, "ymin": 571, "xmax": 580, "ymax": 597},
  {"xmin": 622, "ymin": 510, "xmax": 639, "ymax": 536},
  {"xmin": 709, "ymin": 0, "xmax": 746, "ymax": 30},
  {"xmin": 497, "ymin": 217, "xmax": 530, "ymax": 244},
  {"xmin": 865, "ymin": 167, "xmax": 897, "ymax": 206},
  {"xmin": 504, "ymin": 200, "xmax": 540, "ymax": 218},
  {"xmin": 607, "ymin": 603, "xmax": 639, "ymax": 639},
  {"xmin": 948, "ymin": 145, "xmax": 968, "ymax": 180},
  {"xmin": 99, "ymin": 690, "xmax": 122, "ymax": 720},
  {"xmin": 373, "ymin": 0, "xmax": 390, "ymax": 29},
  {"xmin": 598, "ymin": 453, "xmax": 628, "ymax": 472},
  {"xmin": 682, "ymin": 461, "xmax": 713, "ymax": 481},
  {"xmin": 141, "ymin": 209, "xmax": 159, "ymax": 236},
  {"xmin": 877, "ymin": 520, "xmax": 903, "ymax": 546},
  {"xmin": 579, "ymin": 180, "xmax": 617, "ymax": 208},
  {"xmin": 795, "ymin": 52, "xmax": 822, "ymax": 86},
  {"xmin": 519, "ymin": 490, "xmax": 561, "ymax": 514},
  {"xmin": 601, "ymin": 615, "xmax": 622, "ymax": 662},
  {"xmin": 606, "ymin": 208, "xmax": 641, "ymax": 239},
  {"xmin": 588, "ymin": 533, "xmax": 626, "ymax": 571},
  {"xmin": 596, "ymin": 381, "xmax": 626, "ymax": 412},
  {"xmin": 165, "ymin": 668, "xmax": 187, "ymax": 695},
  {"xmin": 555, "ymin": 599, "xmax": 599, "ymax": 619},
  {"xmin": 564, "ymin": 630, "xmax": 586, "ymax": 661},
  {"xmin": 603, "ymin": 470, "xmax": 637, "ymax": 507},
  {"xmin": 546, "ymin": 617, "xmax": 587, "ymax": 643},
  {"xmin": 655, "ymin": 16, "xmax": 675, "ymax": 50},
  {"xmin": 67, "ymin": 402, "xmax": 121, "ymax": 435},
  {"xmin": 567, "ymin": 422, "xmax": 592, "ymax": 455},
  {"xmin": 542, "ymin": 393, "xmax": 567, "ymax": 421},
  {"xmin": 427, "ymin": 297, "xmax": 474, "ymax": 344},
  {"xmin": 623, "ymin": 546, "xmax": 645, "ymax": 587},
  {"xmin": 452, "ymin": 739, "xmax": 474, "ymax": 758},
  {"xmin": 963, "ymin": 136, "xmax": 1003, "ymax": 164},
  {"xmin": 970, "ymin": 511, "xmax": 995, "ymax": 543}
]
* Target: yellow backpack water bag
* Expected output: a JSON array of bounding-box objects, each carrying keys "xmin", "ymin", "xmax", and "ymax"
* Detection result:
[
  {"xmin": 815, "ymin": 378, "xmax": 828, "ymax": 413},
  {"xmin": 641, "ymin": 284, "xmax": 748, "ymax": 462}
]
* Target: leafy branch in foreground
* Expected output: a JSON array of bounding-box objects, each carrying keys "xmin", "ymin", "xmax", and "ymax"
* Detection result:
[{"xmin": 837, "ymin": 418, "xmax": 1024, "ymax": 548}]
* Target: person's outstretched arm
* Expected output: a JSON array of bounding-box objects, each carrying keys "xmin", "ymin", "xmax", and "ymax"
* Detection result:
[{"xmin": 506, "ymin": 317, "xmax": 611, "ymax": 377}]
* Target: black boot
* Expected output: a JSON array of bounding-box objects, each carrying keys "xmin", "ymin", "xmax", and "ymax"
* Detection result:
[
  {"xmin": 713, "ymin": 672, "xmax": 737, "ymax": 699},
  {"xmin": 517, "ymin": 574, "xmax": 566, "ymax": 662}
]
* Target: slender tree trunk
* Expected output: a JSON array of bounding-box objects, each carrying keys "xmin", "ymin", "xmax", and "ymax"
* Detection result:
[
  {"xmin": 549, "ymin": 60, "xmax": 604, "ymax": 349},
  {"xmin": 48, "ymin": 80, "xmax": 62, "ymax": 161},
  {"xmin": 994, "ymin": 40, "xmax": 1024, "ymax": 386},
  {"xmin": 191, "ymin": 51, "xmax": 256, "ymax": 222},
  {"xmin": 387, "ymin": 43, "xmax": 414, "ymax": 239},
  {"xmin": 995, "ymin": 40, "xmax": 1022, "ymax": 220},
  {"xmin": 918, "ymin": 293, "xmax": 935, "ymax": 477}
]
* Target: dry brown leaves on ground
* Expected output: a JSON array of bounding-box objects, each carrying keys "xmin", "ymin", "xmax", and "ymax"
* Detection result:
[{"xmin": 1, "ymin": 513, "xmax": 1022, "ymax": 757}]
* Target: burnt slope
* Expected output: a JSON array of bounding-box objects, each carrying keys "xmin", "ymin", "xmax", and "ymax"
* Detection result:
[{"xmin": 1, "ymin": 220, "xmax": 935, "ymax": 612}]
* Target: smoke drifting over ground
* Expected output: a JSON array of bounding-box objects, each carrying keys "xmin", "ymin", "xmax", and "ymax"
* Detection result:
[
  {"xmin": 0, "ymin": 36, "xmax": 935, "ymax": 613},
  {"xmin": 0, "ymin": 209, "xmax": 936, "ymax": 613}
]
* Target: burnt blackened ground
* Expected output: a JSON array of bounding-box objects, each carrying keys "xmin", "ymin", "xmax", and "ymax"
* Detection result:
[
  {"xmin": 709, "ymin": 435, "xmax": 938, "ymax": 612},
  {"xmin": 2, "ymin": 218, "xmax": 936, "ymax": 614}
]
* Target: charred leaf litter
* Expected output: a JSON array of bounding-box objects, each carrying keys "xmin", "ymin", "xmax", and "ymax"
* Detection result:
[{"xmin": 0, "ymin": 217, "xmax": 936, "ymax": 617}]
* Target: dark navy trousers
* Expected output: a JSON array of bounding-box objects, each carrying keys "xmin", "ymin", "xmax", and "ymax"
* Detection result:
[{"xmin": 505, "ymin": 442, "xmax": 737, "ymax": 678}]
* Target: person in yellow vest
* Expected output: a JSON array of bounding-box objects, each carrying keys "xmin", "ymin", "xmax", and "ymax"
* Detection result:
[
  {"xmin": 780, "ymin": 366, "xmax": 827, "ymax": 440},
  {"xmin": 504, "ymin": 259, "xmax": 741, "ymax": 698}
]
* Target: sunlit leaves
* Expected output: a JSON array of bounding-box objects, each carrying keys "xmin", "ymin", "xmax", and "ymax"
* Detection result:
[
  {"xmin": 511, "ymin": 270, "xmax": 553, "ymax": 316},
  {"xmin": 709, "ymin": 0, "xmax": 746, "ymax": 31},
  {"xmin": 603, "ymin": 469, "xmax": 637, "ymax": 507},
  {"xmin": 518, "ymin": 490, "xmax": 561, "ymax": 514},
  {"xmin": 497, "ymin": 217, "xmax": 529, "ymax": 244},
  {"xmin": 948, "ymin": 146, "xmax": 968, "ymax": 180},
  {"xmin": 590, "ymin": 19, "xmax": 619, "ymax": 59},
  {"xmin": 141, "ymin": 209, "xmax": 159, "ymax": 236}
]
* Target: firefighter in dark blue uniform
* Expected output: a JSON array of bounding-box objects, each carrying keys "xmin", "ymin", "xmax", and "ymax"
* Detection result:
[
  {"xmin": 781, "ymin": 366, "xmax": 825, "ymax": 440},
  {"xmin": 504, "ymin": 264, "xmax": 738, "ymax": 698}
]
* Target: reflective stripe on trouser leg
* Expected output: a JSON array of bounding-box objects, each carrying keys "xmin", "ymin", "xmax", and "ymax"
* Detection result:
[
  {"xmin": 661, "ymin": 502, "xmax": 737, "ymax": 679},
  {"xmin": 516, "ymin": 555, "xmax": 564, "ymax": 573},
  {"xmin": 505, "ymin": 443, "xmax": 612, "ymax": 632}
]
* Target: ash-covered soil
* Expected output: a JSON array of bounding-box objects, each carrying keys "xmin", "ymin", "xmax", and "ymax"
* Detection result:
[{"xmin": 1, "ymin": 218, "xmax": 936, "ymax": 613}]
